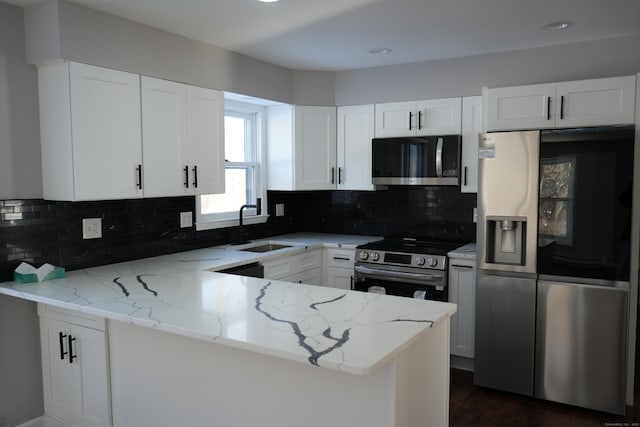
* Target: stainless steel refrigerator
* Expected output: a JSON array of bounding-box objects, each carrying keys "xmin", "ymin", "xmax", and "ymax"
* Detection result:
[{"xmin": 475, "ymin": 127, "xmax": 632, "ymax": 415}]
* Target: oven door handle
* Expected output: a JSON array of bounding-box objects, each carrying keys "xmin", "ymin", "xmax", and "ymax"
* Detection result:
[{"xmin": 354, "ymin": 265, "xmax": 444, "ymax": 283}]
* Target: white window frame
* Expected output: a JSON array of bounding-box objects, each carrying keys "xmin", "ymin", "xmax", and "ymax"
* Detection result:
[{"xmin": 195, "ymin": 99, "xmax": 268, "ymax": 231}]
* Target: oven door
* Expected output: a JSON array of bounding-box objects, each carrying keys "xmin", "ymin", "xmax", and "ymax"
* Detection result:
[{"xmin": 354, "ymin": 263, "xmax": 447, "ymax": 301}]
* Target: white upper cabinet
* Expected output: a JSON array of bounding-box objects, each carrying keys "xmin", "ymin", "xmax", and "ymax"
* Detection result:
[
  {"xmin": 141, "ymin": 77, "xmax": 189, "ymax": 197},
  {"xmin": 142, "ymin": 76, "xmax": 224, "ymax": 197},
  {"xmin": 460, "ymin": 96, "xmax": 483, "ymax": 194},
  {"xmin": 555, "ymin": 76, "xmax": 636, "ymax": 127},
  {"xmin": 485, "ymin": 75, "xmax": 636, "ymax": 131},
  {"xmin": 38, "ymin": 61, "xmax": 143, "ymax": 201},
  {"xmin": 375, "ymin": 97, "xmax": 461, "ymax": 137},
  {"xmin": 186, "ymin": 85, "xmax": 225, "ymax": 195},
  {"xmin": 337, "ymin": 105, "xmax": 375, "ymax": 191},
  {"xmin": 38, "ymin": 62, "xmax": 224, "ymax": 201},
  {"xmin": 267, "ymin": 105, "xmax": 337, "ymax": 191}
]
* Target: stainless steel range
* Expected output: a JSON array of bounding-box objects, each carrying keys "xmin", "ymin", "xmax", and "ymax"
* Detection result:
[{"xmin": 354, "ymin": 238, "xmax": 462, "ymax": 301}]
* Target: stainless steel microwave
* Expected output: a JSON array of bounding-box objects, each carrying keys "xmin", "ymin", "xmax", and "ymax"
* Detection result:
[{"xmin": 371, "ymin": 135, "xmax": 461, "ymax": 186}]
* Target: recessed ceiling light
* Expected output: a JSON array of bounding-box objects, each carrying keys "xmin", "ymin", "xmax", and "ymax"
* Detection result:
[
  {"xmin": 543, "ymin": 21, "xmax": 573, "ymax": 31},
  {"xmin": 369, "ymin": 48, "xmax": 392, "ymax": 55}
]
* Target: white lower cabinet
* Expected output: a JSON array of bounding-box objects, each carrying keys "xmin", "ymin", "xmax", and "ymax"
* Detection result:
[
  {"xmin": 448, "ymin": 257, "xmax": 476, "ymax": 360},
  {"xmin": 324, "ymin": 248, "xmax": 355, "ymax": 290},
  {"xmin": 262, "ymin": 249, "xmax": 322, "ymax": 285},
  {"xmin": 38, "ymin": 304, "xmax": 111, "ymax": 427}
]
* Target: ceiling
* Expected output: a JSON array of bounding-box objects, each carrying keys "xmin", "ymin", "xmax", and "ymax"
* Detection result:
[{"xmin": 7, "ymin": 0, "xmax": 640, "ymax": 71}]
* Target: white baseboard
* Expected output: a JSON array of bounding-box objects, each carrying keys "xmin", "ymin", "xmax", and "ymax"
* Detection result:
[{"xmin": 16, "ymin": 416, "xmax": 71, "ymax": 427}]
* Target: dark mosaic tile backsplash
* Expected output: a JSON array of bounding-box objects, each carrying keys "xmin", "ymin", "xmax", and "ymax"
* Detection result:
[{"xmin": 0, "ymin": 187, "xmax": 476, "ymax": 281}]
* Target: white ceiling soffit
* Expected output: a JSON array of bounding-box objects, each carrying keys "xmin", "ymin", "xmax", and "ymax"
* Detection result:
[{"xmin": 8, "ymin": 0, "xmax": 640, "ymax": 71}]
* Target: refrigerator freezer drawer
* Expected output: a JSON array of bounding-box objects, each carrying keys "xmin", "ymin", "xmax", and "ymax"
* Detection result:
[
  {"xmin": 474, "ymin": 273, "xmax": 536, "ymax": 396},
  {"xmin": 535, "ymin": 280, "xmax": 628, "ymax": 415}
]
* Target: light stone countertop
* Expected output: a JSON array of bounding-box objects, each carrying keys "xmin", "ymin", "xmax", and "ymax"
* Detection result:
[{"xmin": 0, "ymin": 232, "xmax": 458, "ymax": 375}]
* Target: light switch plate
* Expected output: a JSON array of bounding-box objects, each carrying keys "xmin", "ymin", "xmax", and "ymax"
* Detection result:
[
  {"xmin": 275, "ymin": 203, "xmax": 285, "ymax": 217},
  {"xmin": 473, "ymin": 207, "xmax": 477, "ymax": 223},
  {"xmin": 180, "ymin": 211, "xmax": 193, "ymax": 228},
  {"xmin": 82, "ymin": 218, "xmax": 102, "ymax": 239}
]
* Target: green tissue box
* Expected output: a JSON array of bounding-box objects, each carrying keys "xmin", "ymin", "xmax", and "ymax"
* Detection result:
[{"xmin": 14, "ymin": 262, "xmax": 65, "ymax": 283}]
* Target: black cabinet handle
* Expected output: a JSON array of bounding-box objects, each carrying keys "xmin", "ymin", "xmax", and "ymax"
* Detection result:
[
  {"xmin": 136, "ymin": 164, "xmax": 143, "ymax": 189},
  {"xmin": 547, "ymin": 97, "xmax": 551, "ymax": 120},
  {"xmin": 68, "ymin": 335, "xmax": 77, "ymax": 364},
  {"xmin": 451, "ymin": 264, "xmax": 473, "ymax": 269},
  {"xmin": 418, "ymin": 111, "xmax": 423, "ymax": 129},
  {"xmin": 58, "ymin": 332, "xmax": 68, "ymax": 360},
  {"xmin": 560, "ymin": 95, "xmax": 565, "ymax": 120},
  {"xmin": 350, "ymin": 276, "xmax": 354, "ymax": 290},
  {"xmin": 409, "ymin": 111, "xmax": 413, "ymax": 130},
  {"xmin": 338, "ymin": 167, "xmax": 342, "ymax": 184},
  {"xmin": 331, "ymin": 167, "xmax": 335, "ymax": 184},
  {"xmin": 192, "ymin": 165, "xmax": 198, "ymax": 188},
  {"xmin": 184, "ymin": 166, "xmax": 189, "ymax": 188},
  {"xmin": 464, "ymin": 166, "xmax": 468, "ymax": 186},
  {"xmin": 333, "ymin": 256, "xmax": 350, "ymax": 261}
]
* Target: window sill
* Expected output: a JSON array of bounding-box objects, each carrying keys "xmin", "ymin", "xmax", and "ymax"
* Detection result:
[{"xmin": 195, "ymin": 214, "xmax": 270, "ymax": 231}]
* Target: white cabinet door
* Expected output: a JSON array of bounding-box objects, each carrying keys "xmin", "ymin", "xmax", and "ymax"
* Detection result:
[
  {"xmin": 337, "ymin": 105, "xmax": 375, "ymax": 190},
  {"xmin": 39, "ymin": 313, "xmax": 110, "ymax": 427},
  {"xmin": 374, "ymin": 101, "xmax": 415, "ymax": 137},
  {"xmin": 56, "ymin": 62, "xmax": 142, "ymax": 201},
  {"xmin": 448, "ymin": 258, "xmax": 476, "ymax": 359},
  {"xmin": 485, "ymin": 83, "xmax": 557, "ymax": 131},
  {"xmin": 69, "ymin": 62, "xmax": 143, "ymax": 200},
  {"xmin": 326, "ymin": 267, "xmax": 353, "ymax": 290},
  {"xmin": 187, "ymin": 86, "xmax": 225, "ymax": 195},
  {"xmin": 294, "ymin": 106, "xmax": 337, "ymax": 190},
  {"xmin": 555, "ymin": 76, "xmax": 636, "ymax": 127},
  {"xmin": 141, "ymin": 76, "xmax": 189, "ymax": 197},
  {"xmin": 460, "ymin": 96, "xmax": 482, "ymax": 193},
  {"xmin": 415, "ymin": 97, "xmax": 462, "ymax": 135}
]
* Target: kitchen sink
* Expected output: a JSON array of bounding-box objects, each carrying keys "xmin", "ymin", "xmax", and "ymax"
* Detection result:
[{"xmin": 239, "ymin": 243, "xmax": 293, "ymax": 253}]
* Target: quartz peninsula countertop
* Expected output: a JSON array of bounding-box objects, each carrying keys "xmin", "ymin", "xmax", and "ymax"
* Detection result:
[{"xmin": 0, "ymin": 233, "xmax": 457, "ymax": 375}]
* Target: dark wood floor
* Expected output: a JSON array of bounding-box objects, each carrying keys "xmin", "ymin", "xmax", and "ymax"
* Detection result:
[{"xmin": 450, "ymin": 346, "xmax": 640, "ymax": 426}]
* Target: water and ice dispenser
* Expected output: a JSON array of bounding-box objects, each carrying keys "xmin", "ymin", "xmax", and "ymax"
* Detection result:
[{"xmin": 485, "ymin": 217, "xmax": 527, "ymax": 266}]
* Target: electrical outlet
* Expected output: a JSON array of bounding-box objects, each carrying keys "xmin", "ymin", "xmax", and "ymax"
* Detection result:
[
  {"xmin": 275, "ymin": 203, "xmax": 285, "ymax": 217},
  {"xmin": 180, "ymin": 211, "xmax": 193, "ymax": 228},
  {"xmin": 82, "ymin": 218, "xmax": 102, "ymax": 239}
]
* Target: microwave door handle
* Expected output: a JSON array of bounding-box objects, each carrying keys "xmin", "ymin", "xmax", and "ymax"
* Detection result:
[{"xmin": 435, "ymin": 137, "xmax": 443, "ymax": 177}]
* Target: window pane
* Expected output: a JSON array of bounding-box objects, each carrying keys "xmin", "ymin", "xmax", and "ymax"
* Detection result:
[
  {"xmin": 225, "ymin": 116, "xmax": 246, "ymax": 162},
  {"xmin": 200, "ymin": 167, "xmax": 253, "ymax": 215}
]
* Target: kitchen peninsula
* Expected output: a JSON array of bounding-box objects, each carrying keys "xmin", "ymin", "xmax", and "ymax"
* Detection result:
[{"xmin": 0, "ymin": 234, "xmax": 457, "ymax": 427}]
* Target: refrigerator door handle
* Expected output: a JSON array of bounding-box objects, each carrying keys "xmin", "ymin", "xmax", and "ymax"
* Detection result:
[{"xmin": 435, "ymin": 137, "xmax": 443, "ymax": 177}]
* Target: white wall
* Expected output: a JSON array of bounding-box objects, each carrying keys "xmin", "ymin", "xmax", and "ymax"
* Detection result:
[
  {"xmin": 335, "ymin": 34, "xmax": 640, "ymax": 105},
  {"xmin": 0, "ymin": 295, "xmax": 43, "ymax": 425},
  {"xmin": 0, "ymin": 2, "xmax": 42, "ymax": 199}
]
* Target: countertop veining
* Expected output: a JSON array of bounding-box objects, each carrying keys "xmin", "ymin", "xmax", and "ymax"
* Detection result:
[{"xmin": 0, "ymin": 233, "xmax": 457, "ymax": 375}]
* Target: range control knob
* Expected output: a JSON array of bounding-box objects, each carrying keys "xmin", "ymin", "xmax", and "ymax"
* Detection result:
[
  {"xmin": 428, "ymin": 257, "xmax": 438, "ymax": 267},
  {"xmin": 359, "ymin": 251, "xmax": 369, "ymax": 260},
  {"xmin": 415, "ymin": 256, "xmax": 426, "ymax": 266},
  {"xmin": 371, "ymin": 252, "xmax": 380, "ymax": 261}
]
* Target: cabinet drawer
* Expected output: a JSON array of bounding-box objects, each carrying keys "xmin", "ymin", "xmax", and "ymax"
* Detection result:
[
  {"xmin": 283, "ymin": 268, "xmax": 322, "ymax": 286},
  {"xmin": 38, "ymin": 303, "xmax": 106, "ymax": 331},
  {"xmin": 263, "ymin": 249, "xmax": 322, "ymax": 280},
  {"xmin": 326, "ymin": 248, "xmax": 355, "ymax": 268}
]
